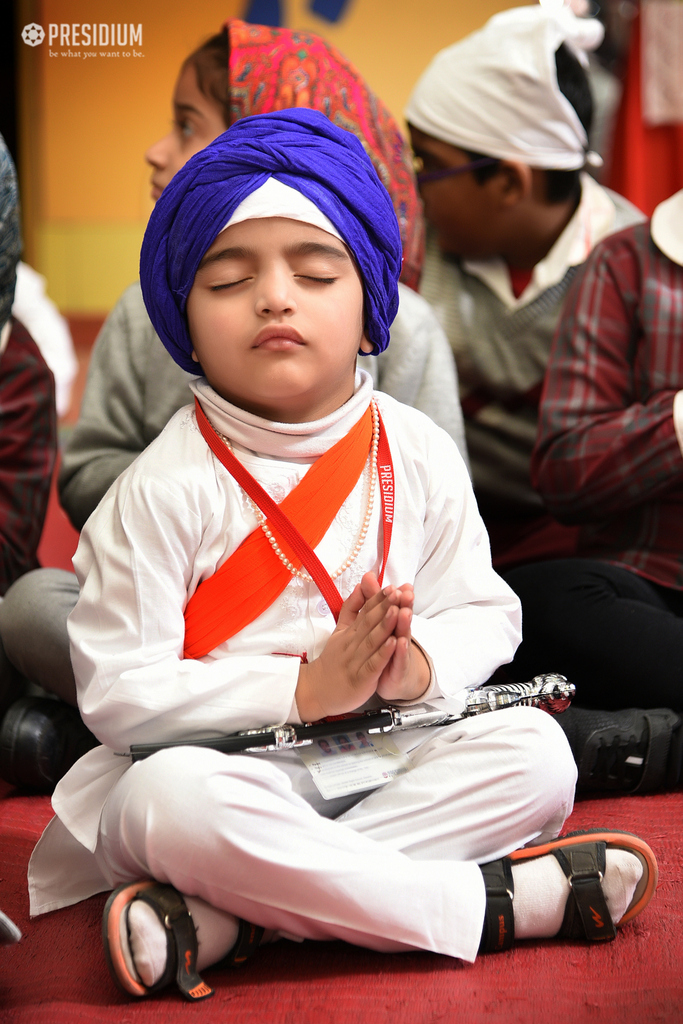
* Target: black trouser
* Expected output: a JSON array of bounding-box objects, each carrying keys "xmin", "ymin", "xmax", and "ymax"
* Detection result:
[{"xmin": 503, "ymin": 558, "xmax": 683, "ymax": 711}]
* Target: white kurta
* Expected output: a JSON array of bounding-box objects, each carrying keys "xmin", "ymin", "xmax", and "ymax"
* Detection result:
[{"xmin": 29, "ymin": 371, "xmax": 575, "ymax": 961}]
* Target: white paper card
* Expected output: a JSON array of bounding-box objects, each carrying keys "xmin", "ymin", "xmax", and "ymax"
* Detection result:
[{"xmin": 296, "ymin": 730, "xmax": 412, "ymax": 800}]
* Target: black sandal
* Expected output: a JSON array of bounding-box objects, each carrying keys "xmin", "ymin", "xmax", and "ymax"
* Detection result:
[
  {"xmin": 479, "ymin": 829, "xmax": 658, "ymax": 953},
  {"xmin": 102, "ymin": 880, "xmax": 263, "ymax": 1001}
]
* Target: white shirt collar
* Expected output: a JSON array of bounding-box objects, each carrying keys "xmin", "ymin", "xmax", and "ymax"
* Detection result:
[
  {"xmin": 651, "ymin": 189, "xmax": 683, "ymax": 267},
  {"xmin": 461, "ymin": 174, "xmax": 618, "ymax": 310},
  {"xmin": 189, "ymin": 369, "xmax": 374, "ymax": 461}
]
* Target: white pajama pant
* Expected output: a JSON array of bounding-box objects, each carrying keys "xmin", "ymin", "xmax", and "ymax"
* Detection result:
[{"xmin": 94, "ymin": 706, "xmax": 576, "ymax": 963}]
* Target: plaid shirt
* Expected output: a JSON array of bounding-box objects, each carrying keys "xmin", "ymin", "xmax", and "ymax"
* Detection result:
[
  {"xmin": 532, "ymin": 222, "xmax": 683, "ymax": 589},
  {"xmin": 0, "ymin": 318, "xmax": 57, "ymax": 595}
]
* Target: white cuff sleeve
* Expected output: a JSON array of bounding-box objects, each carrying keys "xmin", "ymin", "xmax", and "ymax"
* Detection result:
[{"xmin": 287, "ymin": 694, "xmax": 303, "ymax": 725}]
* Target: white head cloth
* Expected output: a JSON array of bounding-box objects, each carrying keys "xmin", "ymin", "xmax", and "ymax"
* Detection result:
[
  {"xmin": 405, "ymin": 4, "xmax": 604, "ymax": 171},
  {"xmin": 651, "ymin": 189, "xmax": 683, "ymax": 268},
  {"xmin": 222, "ymin": 176, "xmax": 343, "ymax": 239}
]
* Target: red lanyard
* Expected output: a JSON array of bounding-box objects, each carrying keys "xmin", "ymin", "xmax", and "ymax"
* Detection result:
[
  {"xmin": 375, "ymin": 417, "xmax": 394, "ymax": 590},
  {"xmin": 196, "ymin": 399, "xmax": 394, "ymax": 623}
]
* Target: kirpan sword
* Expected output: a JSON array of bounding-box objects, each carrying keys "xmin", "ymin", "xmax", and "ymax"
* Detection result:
[{"xmin": 129, "ymin": 673, "xmax": 575, "ymax": 762}]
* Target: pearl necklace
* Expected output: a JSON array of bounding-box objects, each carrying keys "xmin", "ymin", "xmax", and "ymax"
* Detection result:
[{"xmin": 216, "ymin": 401, "xmax": 379, "ymax": 581}]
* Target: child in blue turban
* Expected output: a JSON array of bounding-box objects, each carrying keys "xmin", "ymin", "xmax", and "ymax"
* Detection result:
[
  {"xmin": 28, "ymin": 109, "xmax": 655, "ymax": 1000},
  {"xmin": 141, "ymin": 108, "xmax": 402, "ymax": 372}
]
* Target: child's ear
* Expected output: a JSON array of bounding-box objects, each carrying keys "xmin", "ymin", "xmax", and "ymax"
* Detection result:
[
  {"xmin": 497, "ymin": 161, "xmax": 533, "ymax": 205},
  {"xmin": 359, "ymin": 335, "xmax": 375, "ymax": 354},
  {"xmin": 191, "ymin": 350, "xmax": 200, "ymax": 363}
]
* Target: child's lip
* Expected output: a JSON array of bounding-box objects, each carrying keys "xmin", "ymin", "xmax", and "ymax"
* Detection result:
[{"xmin": 253, "ymin": 326, "xmax": 305, "ymax": 348}]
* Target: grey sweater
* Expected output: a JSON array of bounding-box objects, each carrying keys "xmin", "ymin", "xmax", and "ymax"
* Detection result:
[
  {"xmin": 59, "ymin": 282, "xmax": 468, "ymax": 530},
  {"xmin": 420, "ymin": 186, "xmax": 644, "ymax": 520}
]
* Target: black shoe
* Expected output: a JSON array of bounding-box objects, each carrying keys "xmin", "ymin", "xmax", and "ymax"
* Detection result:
[
  {"xmin": 0, "ymin": 697, "xmax": 99, "ymax": 793},
  {"xmin": 556, "ymin": 705, "xmax": 682, "ymax": 794}
]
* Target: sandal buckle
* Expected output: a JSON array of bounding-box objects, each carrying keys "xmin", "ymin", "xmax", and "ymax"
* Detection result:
[{"xmin": 567, "ymin": 869, "xmax": 603, "ymax": 888}]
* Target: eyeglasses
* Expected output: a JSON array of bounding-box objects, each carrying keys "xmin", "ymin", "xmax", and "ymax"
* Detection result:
[{"xmin": 413, "ymin": 155, "xmax": 499, "ymax": 185}]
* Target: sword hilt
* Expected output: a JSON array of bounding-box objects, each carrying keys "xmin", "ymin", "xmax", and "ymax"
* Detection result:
[{"xmin": 462, "ymin": 673, "xmax": 575, "ymax": 717}]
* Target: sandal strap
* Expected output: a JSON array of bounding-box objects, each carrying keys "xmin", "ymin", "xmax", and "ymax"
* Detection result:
[
  {"xmin": 136, "ymin": 885, "xmax": 214, "ymax": 1002},
  {"xmin": 553, "ymin": 842, "xmax": 617, "ymax": 942},
  {"xmin": 221, "ymin": 919, "xmax": 265, "ymax": 967},
  {"xmin": 478, "ymin": 857, "xmax": 515, "ymax": 953}
]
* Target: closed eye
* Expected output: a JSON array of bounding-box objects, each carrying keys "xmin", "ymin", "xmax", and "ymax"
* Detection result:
[{"xmin": 210, "ymin": 278, "xmax": 251, "ymax": 291}]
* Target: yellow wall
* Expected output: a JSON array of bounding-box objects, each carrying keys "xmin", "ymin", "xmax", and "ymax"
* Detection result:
[{"xmin": 19, "ymin": 0, "xmax": 528, "ymax": 313}]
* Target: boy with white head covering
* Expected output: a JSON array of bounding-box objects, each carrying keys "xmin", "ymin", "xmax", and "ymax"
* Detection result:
[{"xmin": 406, "ymin": 4, "xmax": 644, "ymax": 570}]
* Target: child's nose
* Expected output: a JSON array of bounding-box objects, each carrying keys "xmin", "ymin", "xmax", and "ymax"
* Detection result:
[
  {"xmin": 256, "ymin": 269, "xmax": 297, "ymax": 316},
  {"xmin": 144, "ymin": 133, "xmax": 173, "ymax": 170}
]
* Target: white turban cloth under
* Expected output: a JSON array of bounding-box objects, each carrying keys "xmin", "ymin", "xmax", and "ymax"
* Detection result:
[{"xmin": 405, "ymin": 5, "xmax": 604, "ymax": 171}]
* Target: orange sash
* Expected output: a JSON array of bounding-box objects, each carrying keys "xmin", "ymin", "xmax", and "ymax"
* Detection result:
[{"xmin": 183, "ymin": 403, "xmax": 373, "ymax": 659}]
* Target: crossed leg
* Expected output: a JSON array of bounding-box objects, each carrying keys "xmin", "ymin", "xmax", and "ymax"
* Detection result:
[{"xmin": 95, "ymin": 706, "xmax": 576, "ymax": 966}]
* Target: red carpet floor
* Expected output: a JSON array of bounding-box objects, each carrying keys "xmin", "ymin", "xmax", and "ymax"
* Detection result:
[{"xmin": 1, "ymin": 779, "xmax": 681, "ymax": 1024}]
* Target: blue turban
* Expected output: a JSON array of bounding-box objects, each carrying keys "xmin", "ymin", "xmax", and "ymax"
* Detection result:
[{"xmin": 140, "ymin": 108, "xmax": 402, "ymax": 374}]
